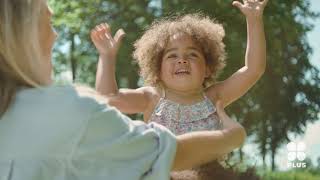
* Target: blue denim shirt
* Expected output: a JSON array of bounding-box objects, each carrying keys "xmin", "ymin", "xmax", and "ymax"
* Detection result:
[{"xmin": 0, "ymin": 85, "xmax": 176, "ymax": 180}]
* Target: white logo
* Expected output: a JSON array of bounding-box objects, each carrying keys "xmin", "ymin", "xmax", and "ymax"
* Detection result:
[{"xmin": 286, "ymin": 141, "xmax": 307, "ymax": 168}]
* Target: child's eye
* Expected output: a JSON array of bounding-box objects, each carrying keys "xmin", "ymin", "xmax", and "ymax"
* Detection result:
[
  {"xmin": 167, "ymin": 54, "xmax": 177, "ymax": 59},
  {"xmin": 188, "ymin": 53, "xmax": 199, "ymax": 58}
]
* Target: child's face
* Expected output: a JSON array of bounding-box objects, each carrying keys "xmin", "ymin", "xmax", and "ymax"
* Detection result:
[{"xmin": 160, "ymin": 33, "xmax": 210, "ymax": 92}]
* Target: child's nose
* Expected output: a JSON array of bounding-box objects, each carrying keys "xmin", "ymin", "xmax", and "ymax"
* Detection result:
[{"xmin": 177, "ymin": 58, "xmax": 188, "ymax": 64}]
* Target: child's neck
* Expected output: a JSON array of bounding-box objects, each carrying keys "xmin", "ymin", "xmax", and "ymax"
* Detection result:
[{"xmin": 164, "ymin": 87, "xmax": 205, "ymax": 105}]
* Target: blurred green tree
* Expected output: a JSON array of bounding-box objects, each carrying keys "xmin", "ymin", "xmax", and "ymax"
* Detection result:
[{"xmin": 49, "ymin": 0, "xmax": 156, "ymax": 87}]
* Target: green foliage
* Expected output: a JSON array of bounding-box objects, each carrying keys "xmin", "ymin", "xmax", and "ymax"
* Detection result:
[
  {"xmin": 262, "ymin": 170, "xmax": 320, "ymax": 180},
  {"xmin": 49, "ymin": 0, "xmax": 156, "ymax": 86}
]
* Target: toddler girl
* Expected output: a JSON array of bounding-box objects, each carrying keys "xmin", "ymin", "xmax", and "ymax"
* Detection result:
[{"xmin": 91, "ymin": 0, "xmax": 268, "ymax": 179}]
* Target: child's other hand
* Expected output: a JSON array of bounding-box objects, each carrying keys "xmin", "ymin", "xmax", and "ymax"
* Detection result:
[
  {"xmin": 91, "ymin": 23, "xmax": 125, "ymax": 61},
  {"xmin": 232, "ymin": 0, "xmax": 268, "ymax": 19}
]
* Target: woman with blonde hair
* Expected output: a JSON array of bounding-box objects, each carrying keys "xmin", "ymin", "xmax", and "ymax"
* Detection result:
[{"xmin": 0, "ymin": 0, "xmax": 246, "ymax": 179}]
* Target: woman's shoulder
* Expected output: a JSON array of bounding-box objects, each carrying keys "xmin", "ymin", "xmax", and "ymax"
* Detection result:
[{"xmin": 17, "ymin": 84, "xmax": 109, "ymax": 114}]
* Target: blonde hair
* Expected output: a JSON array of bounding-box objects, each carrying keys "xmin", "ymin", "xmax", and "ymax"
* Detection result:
[
  {"xmin": 133, "ymin": 13, "xmax": 226, "ymax": 88},
  {"xmin": 0, "ymin": 0, "xmax": 46, "ymax": 117}
]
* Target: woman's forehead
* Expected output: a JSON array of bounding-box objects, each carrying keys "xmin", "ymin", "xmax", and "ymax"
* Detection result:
[
  {"xmin": 40, "ymin": 1, "xmax": 53, "ymax": 16},
  {"xmin": 47, "ymin": 6, "xmax": 53, "ymax": 15},
  {"xmin": 45, "ymin": 6, "xmax": 53, "ymax": 16}
]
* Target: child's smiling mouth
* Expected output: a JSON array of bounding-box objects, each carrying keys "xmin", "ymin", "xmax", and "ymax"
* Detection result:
[{"xmin": 175, "ymin": 69, "xmax": 191, "ymax": 75}]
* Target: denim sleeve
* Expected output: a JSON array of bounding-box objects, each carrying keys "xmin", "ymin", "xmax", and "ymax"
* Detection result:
[{"xmin": 72, "ymin": 106, "xmax": 177, "ymax": 180}]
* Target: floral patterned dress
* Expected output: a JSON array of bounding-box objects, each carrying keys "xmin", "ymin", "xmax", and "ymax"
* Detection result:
[
  {"xmin": 149, "ymin": 92, "xmax": 222, "ymax": 135},
  {"xmin": 149, "ymin": 90, "xmax": 224, "ymax": 180}
]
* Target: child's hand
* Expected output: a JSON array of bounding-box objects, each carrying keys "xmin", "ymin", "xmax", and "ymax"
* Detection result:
[
  {"xmin": 91, "ymin": 23, "xmax": 125, "ymax": 61},
  {"xmin": 232, "ymin": 0, "xmax": 269, "ymax": 19}
]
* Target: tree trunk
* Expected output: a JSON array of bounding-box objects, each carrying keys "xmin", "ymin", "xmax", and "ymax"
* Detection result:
[
  {"xmin": 69, "ymin": 33, "xmax": 76, "ymax": 82},
  {"xmin": 262, "ymin": 149, "xmax": 267, "ymax": 169},
  {"xmin": 239, "ymin": 147, "xmax": 243, "ymax": 162},
  {"xmin": 271, "ymin": 147, "xmax": 276, "ymax": 171}
]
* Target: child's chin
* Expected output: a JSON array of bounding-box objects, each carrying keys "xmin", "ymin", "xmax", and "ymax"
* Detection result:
[{"xmin": 171, "ymin": 83, "xmax": 196, "ymax": 91}]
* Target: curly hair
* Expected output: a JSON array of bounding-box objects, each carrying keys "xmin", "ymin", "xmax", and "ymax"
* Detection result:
[{"xmin": 133, "ymin": 13, "xmax": 226, "ymax": 88}]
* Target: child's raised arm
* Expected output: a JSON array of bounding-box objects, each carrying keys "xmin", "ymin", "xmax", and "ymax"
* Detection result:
[
  {"xmin": 207, "ymin": 0, "xmax": 268, "ymax": 107},
  {"xmin": 91, "ymin": 23, "xmax": 152, "ymax": 114}
]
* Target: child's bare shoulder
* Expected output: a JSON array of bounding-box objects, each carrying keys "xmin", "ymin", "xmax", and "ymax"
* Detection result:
[{"xmin": 140, "ymin": 86, "xmax": 162, "ymax": 121}]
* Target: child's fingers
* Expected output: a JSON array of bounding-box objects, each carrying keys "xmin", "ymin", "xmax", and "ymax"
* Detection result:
[
  {"xmin": 232, "ymin": 1, "xmax": 244, "ymax": 10},
  {"xmin": 114, "ymin": 29, "xmax": 126, "ymax": 46},
  {"xmin": 90, "ymin": 30, "xmax": 101, "ymax": 48},
  {"xmin": 103, "ymin": 30, "xmax": 113, "ymax": 41},
  {"xmin": 98, "ymin": 24, "xmax": 107, "ymax": 35},
  {"xmin": 103, "ymin": 23, "xmax": 111, "ymax": 35},
  {"xmin": 261, "ymin": 0, "xmax": 269, "ymax": 7},
  {"xmin": 92, "ymin": 25, "xmax": 111, "ymax": 41},
  {"xmin": 96, "ymin": 23, "xmax": 112, "ymax": 41},
  {"xmin": 95, "ymin": 24, "xmax": 103, "ymax": 32},
  {"xmin": 94, "ymin": 24, "xmax": 106, "ymax": 35},
  {"xmin": 90, "ymin": 30, "xmax": 99, "ymax": 41},
  {"xmin": 94, "ymin": 26, "xmax": 104, "ymax": 39},
  {"xmin": 96, "ymin": 23, "xmax": 114, "ymax": 42},
  {"xmin": 92, "ymin": 29, "xmax": 106, "ymax": 44}
]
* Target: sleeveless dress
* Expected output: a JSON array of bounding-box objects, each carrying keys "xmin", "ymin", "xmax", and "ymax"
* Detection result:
[
  {"xmin": 149, "ymin": 90, "xmax": 222, "ymax": 135},
  {"xmin": 149, "ymin": 89, "xmax": 225, "ymax": 180}
]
